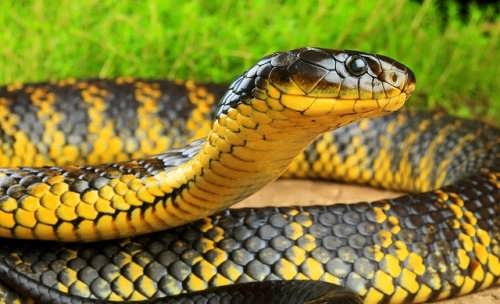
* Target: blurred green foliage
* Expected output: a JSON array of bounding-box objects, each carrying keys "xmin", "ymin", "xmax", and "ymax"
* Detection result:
[{"xmin": 0, "ymin": 0, "xmax": 498, "ymax": 119}]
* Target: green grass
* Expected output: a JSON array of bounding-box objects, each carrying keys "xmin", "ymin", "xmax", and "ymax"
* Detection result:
[{"xmin": 0, "ymin": 0, "xmax": 498, "ymax": 120}]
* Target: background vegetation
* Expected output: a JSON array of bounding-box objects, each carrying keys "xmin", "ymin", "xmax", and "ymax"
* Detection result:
[{"xmin": 0, "ymin": 0, "xmax": 498, "ymax": 120}]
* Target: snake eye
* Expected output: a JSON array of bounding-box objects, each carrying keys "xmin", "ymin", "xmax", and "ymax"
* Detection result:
[{"xmin": 346, "ymin": 55, "xmax": 368, "ymax": 76}]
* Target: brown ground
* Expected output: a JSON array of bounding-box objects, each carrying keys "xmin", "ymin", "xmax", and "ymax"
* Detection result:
[{"xmin": 234, "ymin": 180, "xmax": 499, "ymax": 304}]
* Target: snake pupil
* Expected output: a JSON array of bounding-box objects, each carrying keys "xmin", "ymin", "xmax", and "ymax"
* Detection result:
[{"xmin": 346, "ymin": 55, "xmax": 368, "ymax": 76}]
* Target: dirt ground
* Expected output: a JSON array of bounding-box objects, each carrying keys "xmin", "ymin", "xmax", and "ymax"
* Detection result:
[{"xmin": 235, "ymin": 180, "xmax": 499, "ymax": 304}]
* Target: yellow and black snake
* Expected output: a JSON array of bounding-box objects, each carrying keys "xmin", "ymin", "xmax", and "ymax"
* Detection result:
[{"xmin": 0, "ymin": 47, "xmax": 497, "ymax": 304}]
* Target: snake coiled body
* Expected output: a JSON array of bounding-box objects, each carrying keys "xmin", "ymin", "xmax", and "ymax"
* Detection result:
[{"xmin": 0, "ymin": 48, "xmax": 497, "ymax": 304}]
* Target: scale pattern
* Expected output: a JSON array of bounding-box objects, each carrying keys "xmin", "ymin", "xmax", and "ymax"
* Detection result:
[
  {"xmin": 0, "ymin": 48, "xmax": 417, "ymax": 243},
  {"xmin": 0, "ymin": 79, "xmax": 223, "ymax": 167},
  {"xmin": 0, "ymin": 80, "xmax": 224, "ymax": 241},
  {"xmin": 287, "ymin": 110, "xmax": 498, "ymax": 192},
  {"xmin": 0, "ymin": 170, "xmax": 498, "ymax": 303},
  {"xmin": 0, "ymin": 50, "xmax": 498, "ymax": 303}
]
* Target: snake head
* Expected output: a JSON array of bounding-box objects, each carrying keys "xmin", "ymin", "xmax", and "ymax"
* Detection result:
[{"xmin": 216, "ymin": 47, "xmax": 415, "ymax": 127}]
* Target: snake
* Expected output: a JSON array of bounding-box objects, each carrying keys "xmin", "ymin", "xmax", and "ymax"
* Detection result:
[{"xmin": 0, "ymin": 47, "xmax": 497, "ymax": 304}]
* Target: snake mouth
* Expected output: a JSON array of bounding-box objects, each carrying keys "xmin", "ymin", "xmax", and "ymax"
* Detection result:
[{"xmin": 279, "ymin": 92, "xmax": 409, "ymax": 117}]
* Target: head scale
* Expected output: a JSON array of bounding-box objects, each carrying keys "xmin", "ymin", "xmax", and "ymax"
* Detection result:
[{"xmin": 215, "ymin": 47, "xmax": 415, "ymax": 128}]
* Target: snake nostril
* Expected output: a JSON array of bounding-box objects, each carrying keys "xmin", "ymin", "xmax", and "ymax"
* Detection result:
[{"xmin": 405, "ymin": 69, "xmax": 416, "ymax": 93}]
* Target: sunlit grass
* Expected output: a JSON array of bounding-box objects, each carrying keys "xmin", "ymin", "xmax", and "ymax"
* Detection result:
[{"xmin": 0, "ymin": 0, "xmax": 498, "ymax": 119}]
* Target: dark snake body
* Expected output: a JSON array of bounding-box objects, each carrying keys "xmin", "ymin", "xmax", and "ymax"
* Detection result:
[{"xmin": 0, "ymin": 69, "xmax": 498, "ymax": 302}]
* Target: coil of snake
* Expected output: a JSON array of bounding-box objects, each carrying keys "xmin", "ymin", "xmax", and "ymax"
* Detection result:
[{"xmin": 0, "ymin": 47, "xmax": 497, "ymax": 304}]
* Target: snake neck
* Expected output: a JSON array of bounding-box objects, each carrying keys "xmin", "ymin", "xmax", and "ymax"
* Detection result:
[{"xmin": 153, "ymin": 101, "xmax": 322, "ymax": 227}]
